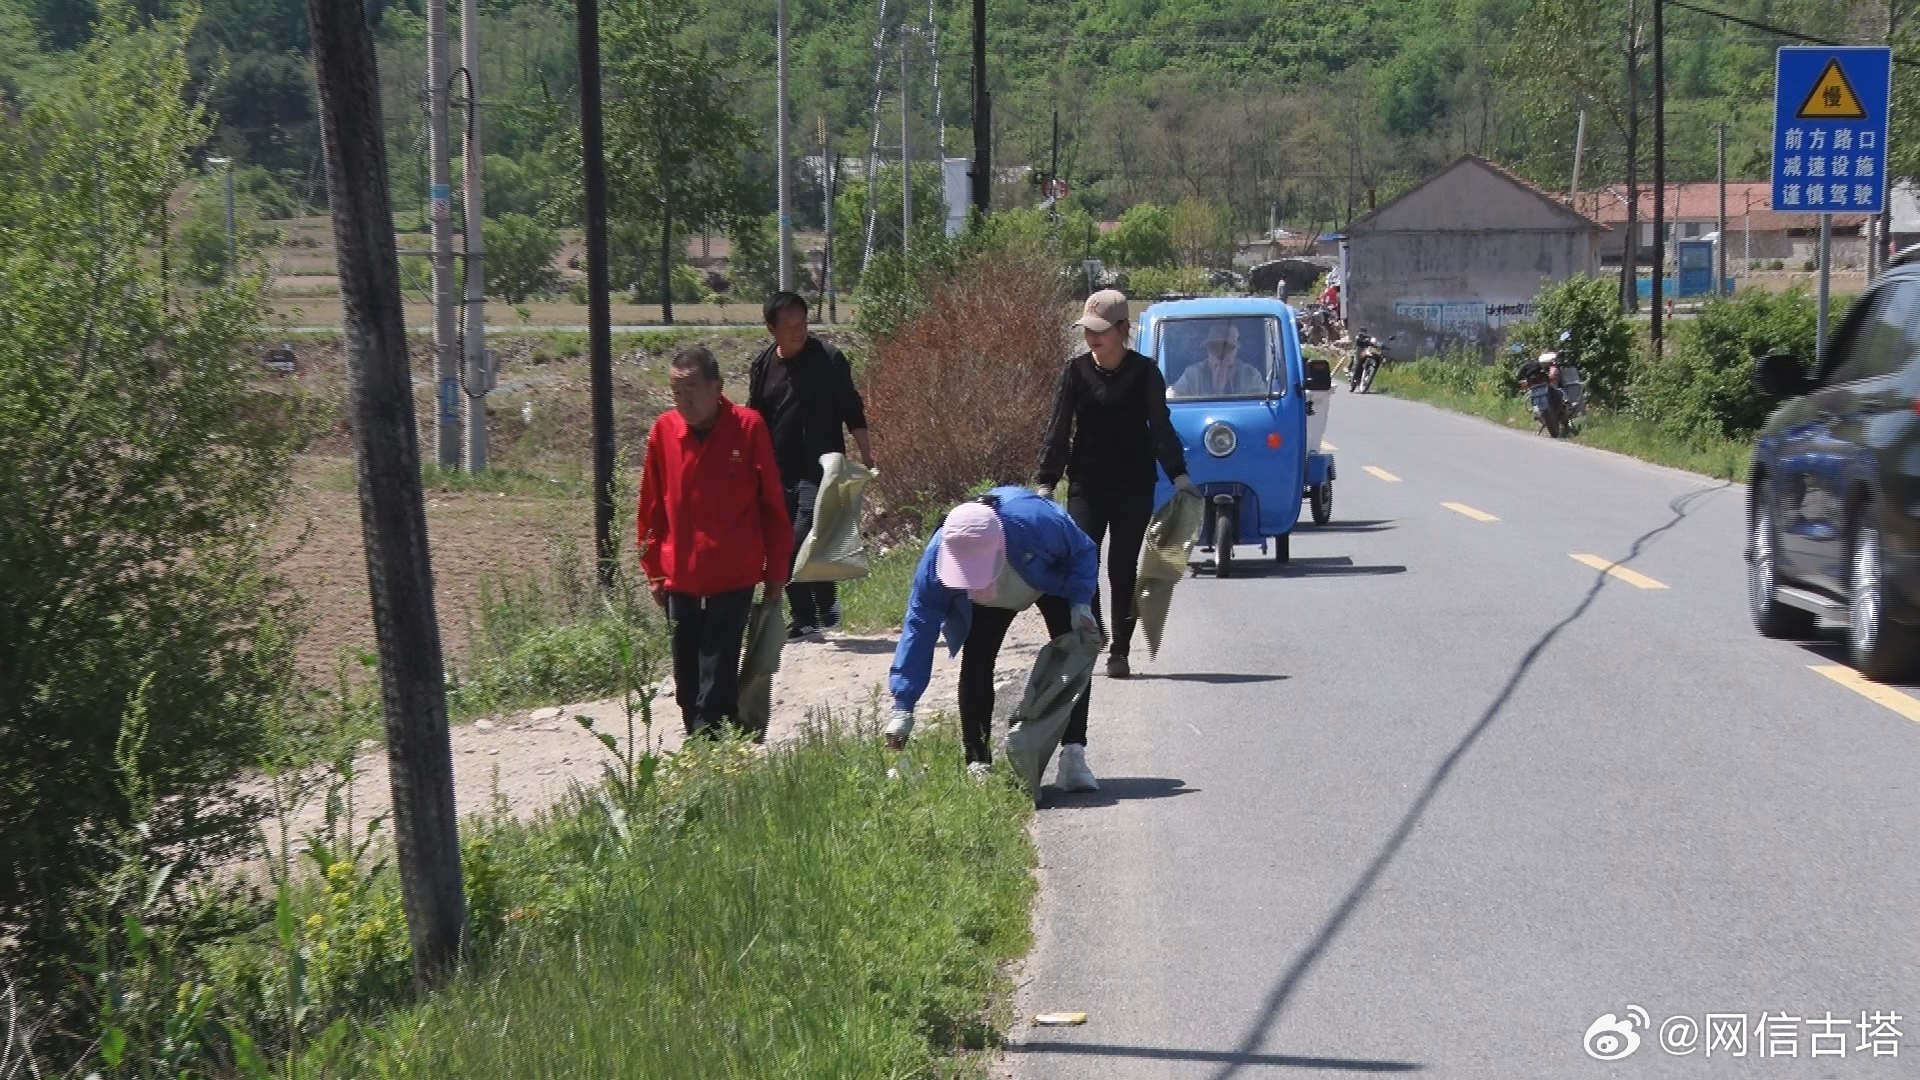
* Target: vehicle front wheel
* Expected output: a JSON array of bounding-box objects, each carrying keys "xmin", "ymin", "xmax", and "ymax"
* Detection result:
[
  {"xmin": 1310, "ymin": 482, "xmax": 1333, "ymax": 525},
  {"xmin": 1748, "ymin": 481, "xmax": 1814, "ymax": 639},
  {"xmin": 1848, "ymin": 512, "xmax": 1920, "ymax": 680},
  {"xmin": 1215, "ymin": 505, "xmax": 1237, "ymax": 579}
]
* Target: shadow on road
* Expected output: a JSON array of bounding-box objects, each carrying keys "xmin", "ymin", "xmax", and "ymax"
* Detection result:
[
  {"xmin": 1788, "ymin": 636, "xmax": 1920, "ymax": 693},
  {"xmin": 1007, "ymin": 1041, "xmax": 1421, "ymax": 1072},
  {"xmin": 823, "ymin": 636, "xmax": 898, "ymax": 655},
  {"xmin": 1192, "ymin": 481, "xmax": 1734, "ymax": 1080},
  {"xmin": 1138, "ymin": 672, "xmax": 1291, "ymax": 685},
  {"xmin": 1304, "ymin": 519, "xmax": 1398, "ymax": 534},
  {"xmin": 1194, "ymin": 556, "xmax": 1407, "ymax": 580},
  {"xmin": 1041, "ymin": 776, "xmax": 1197, "ymax": 809}
]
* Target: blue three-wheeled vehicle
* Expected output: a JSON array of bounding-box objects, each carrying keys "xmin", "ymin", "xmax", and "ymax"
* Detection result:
[{"xmin": 1141, "ymin": 298, "xmax": 1337, "ymax": 577}]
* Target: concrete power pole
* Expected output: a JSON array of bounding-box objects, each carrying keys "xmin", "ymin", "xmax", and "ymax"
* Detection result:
[
  {"xmin": 776, "ymin": 0, "xmax": 792, "ymax": 291},
  {"xmin": 1650, "ymin": 0, "xmax": 1665, "ymax": 353},
  {"xmin": 900, "ymin": 37, "xmax": 911, "ymax": 256},
  {"xmin": 305, "ymin": 0, "xmax": 466, "ymax": 991},
  {"xmin": 428, "ymin": 0, "xmax": 460, "ymax": 467},
  {"xmin": 1716, "ymin": 121, "xmax": 1727, "ymax": 298},
  {"xmin": 461, "ymin": 0, "xmax": 488, "ymax": 472}
]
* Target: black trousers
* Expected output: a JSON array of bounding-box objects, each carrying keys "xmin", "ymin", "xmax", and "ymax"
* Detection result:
[
  {"xmin": 957, "ymin": 597, "xmax": 1086, "ymax": 765},
  {"xmin": 666, "ymin": 587, "xmax": 756, "ymax": 738},
  {"xmin": 1067, "ymin": 488, "xmax": 1154, "ymax": 659},
  {"xmin": 783, "ymin": 480, "xmax": 837, "ymax": 627}
]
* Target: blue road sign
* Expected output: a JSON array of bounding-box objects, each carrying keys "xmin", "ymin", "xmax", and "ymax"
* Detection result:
[{"xmin": 1773, "ymin": 46, "xmax": 1891, "ymax": 214}]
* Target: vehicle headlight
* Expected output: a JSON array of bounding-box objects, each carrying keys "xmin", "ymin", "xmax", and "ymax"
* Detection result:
[{"xmin": 1203, "ymin": 422, "xmax": 1236, "ymax": 458}]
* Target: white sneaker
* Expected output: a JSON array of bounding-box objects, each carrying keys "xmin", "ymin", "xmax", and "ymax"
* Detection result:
[
  {"xmin": 966, "ymin": 761, "xmax": 992, "ymax": 781},
  {"xmin": 1054, "ymin": 744, "xmax": 1099, "ymax": 792}
]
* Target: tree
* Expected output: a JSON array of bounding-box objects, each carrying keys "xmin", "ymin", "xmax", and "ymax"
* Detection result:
[
  {"xmin": 1169, "ymin": 197, "xmax": 1232, "ymax": 269},
  {"xmin": 602, "ymin": 0, "xmax": 753, "ymax": 325},
  {"xmin": 1096, "ymin": 203, "xmax": 1176, "ymax": 269},
  {"xmin": 0, "ymin": 2, "xmax": 310, "ymax": 998},
  {"xmin": 482, "ymin": 212, "xmax": 562, "ymax": 302},
  {"xmin": 307, "ymin": 0, "xmax": 466, "ymax": 991}
]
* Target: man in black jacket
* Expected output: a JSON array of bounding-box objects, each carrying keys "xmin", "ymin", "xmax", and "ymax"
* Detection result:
[{"xmin": 748, "ymin": 291, "xmax": 875, "ymax": 639}]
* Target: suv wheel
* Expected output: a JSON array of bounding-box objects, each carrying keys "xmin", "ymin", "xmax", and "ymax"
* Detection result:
[
  {"xmin": 1848, "ymin": 510, "xmax": 1920, "ymax": 679},
  {"xmin": 1749, "ymin": 479, "xmax": 1814, "ymax": 639}
]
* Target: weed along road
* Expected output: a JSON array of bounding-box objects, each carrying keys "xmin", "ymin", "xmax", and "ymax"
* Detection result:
[{"xmin": 1004, "ymin": 391, "xmax": 1920, "ymax": 1077}]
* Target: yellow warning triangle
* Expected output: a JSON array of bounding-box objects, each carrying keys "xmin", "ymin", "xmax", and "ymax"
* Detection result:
[{"xmin": 1797, "ymin": 58, "xmax": 1868, "ymax": 120}]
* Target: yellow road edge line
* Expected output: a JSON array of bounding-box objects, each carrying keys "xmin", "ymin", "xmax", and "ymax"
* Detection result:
[
  {"xmin": 1569, "ymin": 552, "xmax": 1670, "ymax": 590},
  {"xmin": 1441, "ymin": 501, "xmax": 1499, "ymax": 523},
  {"xmin": 1810, "ymin": 665, "xmax": 1920, "ymax": 725},
  {"xmin": 1362, "ymin": 465, "xmax": 1401, "ymax": 483}
]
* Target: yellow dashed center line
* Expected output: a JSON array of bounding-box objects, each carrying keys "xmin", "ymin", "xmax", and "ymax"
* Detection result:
[
  {"xmin": 1362, "ymin": 465, "xmax": 1401, "ymax": 483},
  {"xmin": 1569, "ymin": 553, "xmax": 1669, "ymax": 590},
  {"xmin": 1810, "ymin": 665, "xmax": 1920, "ymax": 724},
  {"xmin": 1442, "ymin": 501, "xmax": 1499, "ymax": 523}
]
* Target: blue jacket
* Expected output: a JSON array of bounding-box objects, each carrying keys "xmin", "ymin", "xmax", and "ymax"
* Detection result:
[{"xmin": 888, "ymin": 486, "xmax": 1099, "ymax": 712}]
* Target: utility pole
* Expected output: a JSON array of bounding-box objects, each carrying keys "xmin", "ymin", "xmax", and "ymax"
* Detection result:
[
  {"xmin": 1716, "ymin": 121, "xmax": 1727, "ymax": 298},
  {"xmin": 461, "ymin": 0, "xmax": 488, "ymax": 472},
  {"xmin": 1623, "ymin": 0, "xmax": 1641, "ymax": 314},
  {"xmin": 900, "ymin": 35, "xmax": 911, "ymax": 256},
  {"xmin": 969, "ymin": 0, "xmax": 989, "ymax": 218},
  {"xmin": 859, "ymin": 4, "xmax": 890, "ymax": 276},
  {"xmin": 1650, "ymin": 0, "xmax": 1666, "ymax": 352},
  {"xmin": 305, "ymin": 0, "xmax": 465, "ymax": 992},
  {"xmin": 1570, "ymin": 110, "xmax": 1587, "ymax": 206},
  {"xmin": 776, "ymin": 0, "xmax": 792, "ymax": 290},
  {"xmin": 1819, "ymin": 213, "xmax": 1832, "ymax": 365},
  {"xmin": 1883, "ymin": 0, "xmax": 1898, "ymax": 270},
  {"xmin": 576, "ymin": 0, "xmax": 617, "ymax": 589},
  {"xmin": 821, "ymin": 117, "xmax": 836, "ymax": 324},
  {"xmin": 428, "ymin": 0, "xmax": 460, "ymax": 467},
  {"xmin": 928, "ymin": 0, "xmax": 946, "ymax": 161}
]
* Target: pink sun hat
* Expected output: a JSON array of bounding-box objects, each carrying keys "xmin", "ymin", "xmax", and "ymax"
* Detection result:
[{"xmin": 934, "ymin": 502, "xmax": 1005, "ymax": 590}]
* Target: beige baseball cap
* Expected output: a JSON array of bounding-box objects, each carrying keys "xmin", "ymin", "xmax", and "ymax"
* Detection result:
[{"xmin": 1073, "ymin": 289, "xmax": 1129, "ymax": 333}]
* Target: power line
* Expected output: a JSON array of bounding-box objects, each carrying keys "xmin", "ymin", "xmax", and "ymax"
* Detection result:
[{"xmin": 1666, "ymin": 0, "xmax": 1920, "ymax": 66}]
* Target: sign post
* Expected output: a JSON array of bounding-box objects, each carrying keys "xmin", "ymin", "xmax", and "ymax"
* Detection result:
[{"xmin": 1773, "ymin": 46, "xmax": 1891, "ymax": 365}]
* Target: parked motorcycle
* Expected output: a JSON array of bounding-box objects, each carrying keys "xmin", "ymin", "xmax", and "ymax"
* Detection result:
[
  {"xmin": 1518, "ymin": 331, "xmax": 1587, "ymax": 438},
  {"xmin": 1348, "ymin": 331, "xmax": 1386, "ymax": 393},
  {"xmin": 1302, "ymin": 302, "xmax": 1336, "ymax": 345}
]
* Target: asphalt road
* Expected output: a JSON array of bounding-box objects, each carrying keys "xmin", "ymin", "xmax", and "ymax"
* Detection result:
[{"xmin": 1005, "ymin": 390, "xmax": 1920, "ymax": 1077}]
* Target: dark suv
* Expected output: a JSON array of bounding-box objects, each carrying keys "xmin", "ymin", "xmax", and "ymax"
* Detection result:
[{"xmin": 1748, "ymin": 258, "xmax": 1920, "ymax": 679}]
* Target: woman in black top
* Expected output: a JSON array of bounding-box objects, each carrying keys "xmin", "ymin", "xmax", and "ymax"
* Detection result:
[{"xmin": 1034, "ymin": 289, "xmax": 1196, "ymax": 786}]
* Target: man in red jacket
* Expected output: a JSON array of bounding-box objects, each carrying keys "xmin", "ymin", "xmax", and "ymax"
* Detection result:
[{"xmin": 638, "ymin": 347, "xmax": 794, "ymax": 738}]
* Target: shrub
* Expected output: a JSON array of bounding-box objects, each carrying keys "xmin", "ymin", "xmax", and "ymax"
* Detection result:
[
  {"xmin": 863, "ymin": 249, "xmax": 1070, "ymax": 510},
  {"xmin": 0, "ymin": 5, "xmax": 315, "ymax": 1004},
  {"xmin": 1630, "ymin": 287, "xmax": 1818, "ymax": 441},
  {"xmin": 483, "ymin": 212, "xmax": 564, "ymax": 302},
  {"xmin": 1096, "ymin": 203, "xmax": 1176, "ymax": 269},
  {"xmin": 1127, "ymin": 265, "xmax": 1209, "ymax": 298},
  {"xmin": 1506, "ymin": 274, "xmax": 1638, "ymax": 407}
]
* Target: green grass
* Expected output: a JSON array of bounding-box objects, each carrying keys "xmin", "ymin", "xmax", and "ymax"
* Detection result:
[
  {"xmin": 340, "ymin": 720, "xmax": 1036, "ymax": 1078},
  {"xmin": 1372, "ymin": 360, "xmax": 1752, "ymax": 482},
  {"xmin": 835, "ymin": 538, "xmax": 928, "ymax": 634}
]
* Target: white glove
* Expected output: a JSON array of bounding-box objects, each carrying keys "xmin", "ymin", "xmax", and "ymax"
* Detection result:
[
  {"xmin": 1069, "ymin": 603, "xmax": 1103, "ymax": 645},
  {"xmin": 1035, "ymin": 483, "xmax": 1055, "ymax": 500},
  {"xmin": 1173, "ymin": 474, "xmax": 1199, "ymax": 498},
  {"xmin": 884, "ymin": 707, "xmax": 915, "ymax": 748}
]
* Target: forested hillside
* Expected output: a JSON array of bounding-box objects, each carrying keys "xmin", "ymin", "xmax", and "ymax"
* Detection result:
[{"xmin": 3, "ymin": 0, "xmax": 1909, "ymax": 242}]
